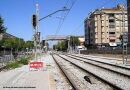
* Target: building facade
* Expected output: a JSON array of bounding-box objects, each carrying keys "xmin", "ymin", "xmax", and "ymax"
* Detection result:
[
  {"xmin": 78, "ymin": 36, "xmax": 85, "ymax": 46},
  {"xmin": 84, "ymin": 4, "xmax": 128, "ymax": 47}
]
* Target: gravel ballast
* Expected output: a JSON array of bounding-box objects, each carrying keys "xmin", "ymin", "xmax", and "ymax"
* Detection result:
[{"xmin": 60, "ymin": 54, "xmax": 130, "ymax": 90}]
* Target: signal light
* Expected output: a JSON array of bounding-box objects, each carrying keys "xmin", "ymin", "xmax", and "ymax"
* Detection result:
[{"xmin": 32, "ymin": 14, "xmax": 37, "ymax": 29}]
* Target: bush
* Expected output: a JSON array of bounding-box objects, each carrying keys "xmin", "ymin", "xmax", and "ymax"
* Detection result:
[
  {"xmin": 6, "ymin": 56, "xmax": 32, "ymax": 69},
  {"xmin": 18, "ymin": 57, "xmax": 29, "ymax": 65},
  {"xmin": 6, "ymin": 61, "xmax": 20, "ymax": 69}
]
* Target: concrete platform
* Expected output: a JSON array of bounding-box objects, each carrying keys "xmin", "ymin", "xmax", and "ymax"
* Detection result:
[{"xmin": 0, "ymin": 54, "xmax": 56, "ymax": 90}]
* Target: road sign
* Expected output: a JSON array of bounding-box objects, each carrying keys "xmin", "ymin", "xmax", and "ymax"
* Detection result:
[{"xmin": 29, "ymin": 62, "xmax": 43, "ymax": 69}]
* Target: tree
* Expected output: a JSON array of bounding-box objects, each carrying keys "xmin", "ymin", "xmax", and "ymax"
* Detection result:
[
  {"xmin": 0, "ymin": 16, "xmax": 6, "ymax": 33},
  {"xmin": 2, "ymin": 38, "xmax": 16, "ymax": 49},
  {"xmin": 70, "ymin": 36, "xmax": 80, "ymax": 47},
  {"xmin": 17, "ymin": 38, "xmax": 25, "ymax": 50},
  {"xmin": 1, "ymin": 38, "xmax": 25, "ymax": 50},
  {"xmin": 53, "ymin": 40, "xmax": 68, "ymax": 51},
  {"xmin": 24, "ymin": 41, "xmax": 34, "ymax": 49}
]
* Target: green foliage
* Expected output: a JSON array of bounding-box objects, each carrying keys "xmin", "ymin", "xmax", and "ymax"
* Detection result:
[
  {"xmin": 2, "ymin": 38, "xmax": 14, "ymax": 48},
  {"xmin": 70, "ymin": 36, "xmax": 80, "ymax": 46},
  {"xmin": 0, "ymin": 38, "xmax": 4, "ymax": 47},
  {"xmin": 1, "ymin": 37, "xmax": 34, "ymax": 50},
  {"xmin": 18, "ymin": 57, "xmax": 29, "ymax": 65},
  {"xmin": 0, "ymin": 16, "xmax": 34, "ymax": 51},
  {"xmin": 24, "ymin": 41, "xmax": 34, "ymax": 49},
  {"xmin": 53, "ymin": 40, "xmax": 68, "ymax": 51},
  {"xmin": 6, "ymin": 61, "xmax": 20, "ymax": 69},
  {"xmin": 6, "ymin": 56, "xmax": 31, "ymax": 69},
  {"xmin": 18, "ymin": 39, "xmax": 25, "ymax": 50},
  {"xmin": 0, "ymin": 16, "xmax": 6, "ymax": 33},
  {"xmin": 53, "ymin": 36, "xmax": 80, "ymax": 51},
  {"xmin": 2, "ymin": 38, "xmax": 21, "ymax": 49}
]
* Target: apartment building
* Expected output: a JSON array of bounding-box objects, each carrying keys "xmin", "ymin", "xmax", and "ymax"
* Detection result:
[
  {"xmin": 84, "ymin": 4, "xmax": 128, "ymax": 47},
  {"xmin": 78, "ymin": 36, "xmax": 85, "ymax": 46}
]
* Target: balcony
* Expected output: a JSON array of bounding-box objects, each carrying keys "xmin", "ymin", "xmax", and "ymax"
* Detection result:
[
  {"xmin": 109, "ymin": 23, "xmax": 115, "ymax": 25},
  {"xmin": 109, "ymin": 24, "xmax": 115, "ymax": 29},
  {"xmin": 109, "ymin": 17, "xmax": 115, "ymax": 19},
  {"xmin": 109, "ymin": 32, "xmax": 116, "ymax": 37},
  {"xmin": 109, "ymin": 34, "xmax": 116, "ymax": 40},
  {"xmin": 109, "ymin": 39, "xmax": 116, "ymax": 42}
]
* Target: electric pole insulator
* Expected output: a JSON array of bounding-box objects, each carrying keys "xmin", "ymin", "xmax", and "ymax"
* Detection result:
[{"xmin": 32, "ymin": 14, "xmax": 37, "ymax": 29}]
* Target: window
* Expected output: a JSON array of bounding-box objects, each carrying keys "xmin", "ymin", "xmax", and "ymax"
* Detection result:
[
  {"xmin": 109, "ymin": 32, "xmax": 115, "ymax": 34},
  {"xmin": 109, "ymin": 13, "xmax": 114, "ymax": 17},
  {"xmin": 109, "ymin": 19, "xmax": 115, "ymax": 23},
  {"xmin": 109, "ymin": 25, "xmax": 115, "ymax": 28},
  {"xmin": 95, "ymin": 32, "xmax": 98, "ymax": 34},
  {"xmin": 90, "ymin": 33, "xmax": 93, "ymax": 36},
  {"xmin": 102, "ymin": 32, "xmax": 105, "ymax": 35},
  {"xmin": 116, "ymin": 31, "xmax": 120, "ymax": 33},
  {"xmin": 110, "ymin": 39, "xmax": 115, "ymax": 42}
]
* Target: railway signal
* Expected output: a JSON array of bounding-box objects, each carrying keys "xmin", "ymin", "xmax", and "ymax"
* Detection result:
[{"xmin": 32, "ymin": 14, "xmax": 37, "ymax": 29}]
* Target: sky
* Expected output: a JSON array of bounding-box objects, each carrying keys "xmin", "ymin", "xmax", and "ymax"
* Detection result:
[{"xmin": 0, "ymin": 0, "xmax": 126, "ymax": 41}]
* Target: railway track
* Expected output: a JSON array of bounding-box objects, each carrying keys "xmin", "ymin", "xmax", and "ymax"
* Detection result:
[
  {"xmin": 58, "ymin": 53, "xmax": 130, "ymax": 90},
  {"xmin": 69, "ymin": 54, "xmax": 130, "ymax": 70},
  {"xmin": 52, "ymin": 53, "xmax": 125, "ymax": 90},
  {"xmin": 65, "ymin": 54, "xmax": 130, "ymax": 77},
  {"xmin": 76, "ymin": 54, "xmax": 122, "ymax": 61},
  {"xmin": 52, "ymin": 55, "xmax": 76, "ymax": 90}
]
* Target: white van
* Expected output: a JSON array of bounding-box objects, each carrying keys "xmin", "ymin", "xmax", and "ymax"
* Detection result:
[{"xmin": 76, "ymin": 46, "xmax": 87, "ymax": 50}]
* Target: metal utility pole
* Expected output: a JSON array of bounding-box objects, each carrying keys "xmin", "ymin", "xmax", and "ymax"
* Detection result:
[
  {"xmin": 122, "ymin": 10, "xmax": 127, "ymax": 64},
  {"xmin": 127, "ymin": 0, "xmax": 130, "ymax": 43},
  {"xmin": 67, "ymin": 36, "xmax": 71, "ymax": 53},
  {"xmin": 35, "ymin": 3, "xmax": 40, "ymax": 61},
  {"xmin": 32, "ymin": 3, "xmax": 39, "ymax": 61},
  {"xmin": 121, "ymin": 5, "xmax": 128, "ymax": 64},
  {"xmin": 32, "ymin": 4, "xmax": 69, "ymax": 56}
]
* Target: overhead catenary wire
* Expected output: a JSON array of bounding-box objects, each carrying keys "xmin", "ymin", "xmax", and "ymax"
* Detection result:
[
  {"xmin": 49, "ymin": 0, "xmax": 77, "ymax": 48},
  {"xmin": 54, "ymin": 0, "xmax": 77, "ymax": 36},
  {"xmin": 70, "ymin": 22, "xmax": 84, "ymax": 36}
]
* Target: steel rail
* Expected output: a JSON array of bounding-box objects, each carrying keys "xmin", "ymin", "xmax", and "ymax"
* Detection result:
[
  {"xmin": 66, "ymin": 54, "xmax": 130, "ymax": 78},
  {"xmin": 69, "ymin": 54, "xmax": 130, "ymax": 70},
  {"xmin": 55, "ymin": 54, "xmax": 123, "ymax": 90},
  {"xmin": 52, "ymin": 54, "xmax": 79, "ymax": 90}
]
